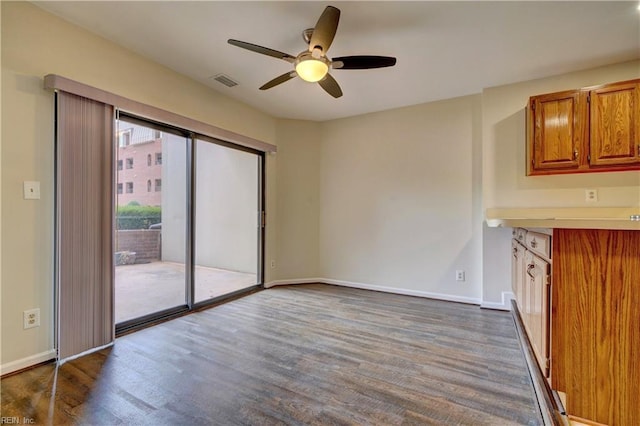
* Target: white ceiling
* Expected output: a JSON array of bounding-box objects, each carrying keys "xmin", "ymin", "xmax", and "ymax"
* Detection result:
[{"xmin": 34, "ymin": 1, "xmax": 640, "ymax": 122}]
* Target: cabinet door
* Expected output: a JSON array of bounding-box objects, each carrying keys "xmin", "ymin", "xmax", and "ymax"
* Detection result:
[
  {"xmin": 524, "ymin": 250, "xmax": 550, "ymax": 377},
  {"xmin": 529, "ymin": 90, "xmax": 588, "ymax": 174},
  {"xmin": 511, "ymin": 240, "xmax": 526, "ymax": 315},
  {"xmin": 590, "ymin": 80, "xmax": 640, "ymax": 167}
]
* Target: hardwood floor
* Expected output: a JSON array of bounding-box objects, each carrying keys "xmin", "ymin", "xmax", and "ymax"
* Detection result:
[{"xmin": 1, "ymin": 284, "xmax": 542, "ymax": 425}]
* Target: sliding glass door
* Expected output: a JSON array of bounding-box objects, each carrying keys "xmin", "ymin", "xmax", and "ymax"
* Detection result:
[
  {"xmin": 194, "ymin": 138, "xmax": 261, "ymax": 304},
  {"xmin": 114, "ymin": 118, "xmax": 188, "ymax": 324},
  {"xmin": 114, "ymin": 114, "xmax": 263, "ymax": 331}
]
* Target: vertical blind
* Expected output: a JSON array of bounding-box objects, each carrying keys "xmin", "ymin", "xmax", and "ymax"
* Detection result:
[{"xmin": 56, "ymin": 91, "xmax": 114, "ymax": 360}]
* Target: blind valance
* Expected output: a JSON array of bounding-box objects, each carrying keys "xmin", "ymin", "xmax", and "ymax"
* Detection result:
[{"xmin": 44, "ymin": 74, "xmax": 277, "ymax": 153}]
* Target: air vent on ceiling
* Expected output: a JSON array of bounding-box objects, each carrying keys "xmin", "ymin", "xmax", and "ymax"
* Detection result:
[{"xmin": 211, "ymin": 73, "xmax": 238, "ymax": 88}]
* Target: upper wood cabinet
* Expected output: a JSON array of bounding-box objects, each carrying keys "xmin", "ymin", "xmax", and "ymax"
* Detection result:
[
  {"xmin": 590, "ymin": 81, "xmax": 640, "ymax": 167},
  {"xmin": 528, "ymin": 79, "xmax": 640, "ymax": 175},
  {"xmin": 530, "ymin": 90, "xmax": 588, "ymax": 172}
]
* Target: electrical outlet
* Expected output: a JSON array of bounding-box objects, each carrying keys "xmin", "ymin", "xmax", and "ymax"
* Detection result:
[
  {"xmin": 585, "ymin": 189, "xmax": 598, "ymax": 202},
  {"xmin": 455, "ymin": 270, "xmax": 465, "ymax": 281},
  {"xmin": 270, "ymin": 260, "xmax": 276, "ymax": 269},
  {"xmin": 23, "ymin": 308, "xmax": 40, "ymax": 329}
]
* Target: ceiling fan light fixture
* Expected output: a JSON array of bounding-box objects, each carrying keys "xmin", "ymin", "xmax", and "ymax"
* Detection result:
[
  {"xmin": 227, "ymin": 6, "xmax": 396, "ymax": 97},
  {"xmin": 295, "ymin": 54, "xmax": 329, "ymax": 82}
]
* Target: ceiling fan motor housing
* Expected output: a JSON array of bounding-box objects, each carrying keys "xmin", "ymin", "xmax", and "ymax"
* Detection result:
[{"xmin": 302, "ymin": 28, "xmax": 314, "ymax": 44}]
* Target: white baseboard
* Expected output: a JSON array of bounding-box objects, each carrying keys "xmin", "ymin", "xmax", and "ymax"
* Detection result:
[
  {"xmin": 59, "ymin": 342, "xmax": 114, "ymax": 365},
  {"xmin": 480, "ymin": 291, "xmax": 515, "ymax": 311},
  {"xmin": 1, "ymin": 349, "xmax": 56, "ymax": 376},
  {"xmin": 323, "ymin": 278, "xmax": 482, "ymax": 305},
  {"xmin": 265, "ymin": 277, "xmax": 482, "ymax": 305},
  {"xmin": 264, "ymin": 278, "xmax": 322, "ymax": 288}
]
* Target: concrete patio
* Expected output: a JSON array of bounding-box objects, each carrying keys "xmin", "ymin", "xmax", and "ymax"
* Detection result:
[{"xmin": 115, "ymin": 261, "xmax": 257, "ymax": 323}]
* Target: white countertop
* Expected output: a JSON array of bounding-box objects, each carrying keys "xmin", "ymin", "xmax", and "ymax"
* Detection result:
[{"xmin": 485, "ymin": 207, "xmax": 640, "ymax": 230}]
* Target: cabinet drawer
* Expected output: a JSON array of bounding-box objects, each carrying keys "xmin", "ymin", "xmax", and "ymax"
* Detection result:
[{"xmin": 525, "ymin": 231, "xmax": 551, "ymax": 259}]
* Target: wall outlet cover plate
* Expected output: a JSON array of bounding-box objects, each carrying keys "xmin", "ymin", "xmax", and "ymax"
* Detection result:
[{"xmin": 24, "ymin": 181, "xmax": 41, "ymax": 200}]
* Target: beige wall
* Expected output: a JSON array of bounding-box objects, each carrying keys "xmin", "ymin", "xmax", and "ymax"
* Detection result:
[
  {"xmin": 318, "ymin": 96, "xmax": 484, "ymax": 302},
  {"xmin": 1, "ymin": 1, "xmax": 277, "ymax": 371},
  {"xmin": 481, "ymin": 60, "xmax": 640, "ymax": 304},
  {"xmin": 271, "ymin": 97, "xmax": 485, "ymax": 304},
  {"xmin": 272, "ymin": 119, "xmax": 321, "ymax": 280}
]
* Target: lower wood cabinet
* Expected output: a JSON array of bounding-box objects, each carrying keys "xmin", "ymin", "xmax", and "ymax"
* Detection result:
[
  {"xmin": 524, "ymin": 249, "xmax": 550, "ymax": 377},
  {"xmin": 551, "ymin": 229, "xmax": 640, "ymax": 426},
  {"xmin": 511, "ymin": 239, "xmax": 525, "ymax": 318},
  {"xmin": 512, "ymin": 227, "xmax": 639, "ymax": 426},
  {"xmin": 511, "ymin": 228, "xmax": 551, "ymax": 377}
]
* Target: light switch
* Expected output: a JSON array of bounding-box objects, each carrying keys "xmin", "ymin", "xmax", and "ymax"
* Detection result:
[{"xmin": 23, "ymin": 181, "xmax": 41, "ymax": 200}]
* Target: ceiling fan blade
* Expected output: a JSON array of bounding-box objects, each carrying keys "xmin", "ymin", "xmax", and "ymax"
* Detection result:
[
  {"xmin": 228, "ymin": 39, "xmax": 295, "ymax": 63},
  {"xmin": 332, "ymin": 56, "xmax": 397, "ymax": 70},
  {"xmin": 309, "ymin": 6, "xmax": 340, "ymax": 55},
  {"xmin": 318, "ymin": 73, "xmax": 343, "ymax": 98},
  {"xmin": 259, "ymin": 72, "xmax": 297, "ymax": 90}
]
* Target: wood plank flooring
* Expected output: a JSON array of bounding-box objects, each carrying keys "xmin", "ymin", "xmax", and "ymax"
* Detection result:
[{"xmin": 1, "ymin": 284, "xmax": 542, "ymax": 425}]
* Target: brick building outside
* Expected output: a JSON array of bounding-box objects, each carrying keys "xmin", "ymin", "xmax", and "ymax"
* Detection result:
[
  {"xmin": 115, "ymin": 122, "xmax": 164, "ymax": 264},
  {"xmin": 116, "ymin": 123, "xmax": 163, "ymax": 207}
]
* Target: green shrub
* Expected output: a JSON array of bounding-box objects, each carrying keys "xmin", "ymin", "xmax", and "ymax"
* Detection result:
[{"xmin": 116, "ymin": 205, "xmax": 161, "ymax": 230}]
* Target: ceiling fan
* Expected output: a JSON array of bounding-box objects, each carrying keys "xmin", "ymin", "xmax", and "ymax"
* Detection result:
[{"xmin": 228, "ymin": 5, "xmax": 396, "ymax": 98}]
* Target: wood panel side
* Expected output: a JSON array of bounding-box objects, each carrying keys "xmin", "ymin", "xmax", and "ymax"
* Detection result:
[
  {"xmin": 595, "ymin": 230, "xmax": 640, "ymax": 425},
  {"xmin": 552, "ymin": 229, "xmax": 597, "ymax": 420},
  {"xmin": 552, "ymin": 229, "xmax": 640, "ymax": 426}
]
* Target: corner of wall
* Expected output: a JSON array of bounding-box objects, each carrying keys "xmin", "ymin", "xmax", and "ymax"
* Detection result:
[{"xmin": 271, "ymin": 119, "xmax": 322, "ymax": 281}]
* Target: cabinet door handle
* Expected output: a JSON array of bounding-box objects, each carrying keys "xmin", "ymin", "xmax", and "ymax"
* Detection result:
[
  {"xmin": 526, "ymin": 264, "xmax": 535, "ymax": 279},
  {"xmin": 574, "ymin": 149, "xmax": 579, "ymax": 160}
]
